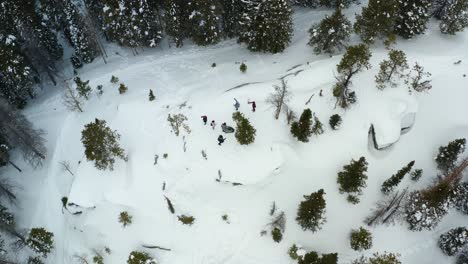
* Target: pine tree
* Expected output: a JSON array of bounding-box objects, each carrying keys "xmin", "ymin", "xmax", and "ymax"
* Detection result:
[
  {"xmin": 329, "ymin": 114, "xmax": 342, "ymax": 130},
  {"xmin": 438, "ymin": 227, "xmax": 468, "ymax": 256},
  {"xmin": 296, "ymin": 189, "xmax": 327, "ymax": 232},
  {"xmin": 432, "ymin": 0, "xmax": 453, "ymax": 19},
  {"xmin": 458, "ymin": 247, "xmax": 468, "ymax": 264},
  {"xmin": 293, "ymin": 0, "xmax": 320, "ymax": 7},
  {"xmin": 354, "ymin": 0, "xmax": 398, "ymax": 44},
  {"xmin": 333, "ymin": 44, "xmax": 371, "ymax": 109},
  {"xmin": 410, "ymin": 169, "xmax": 423, "ymax": 181},
  {"xmin": 188, "ymin": 0, "xmax": 222, "ymax": 46},
  {"xmin": 337, "ymin": 157, "xmax": 368, "ymax": 203},
  {"xmin": 375, "ymin": 49, "xmax": 409, "ymax": 90},
  {"xmin": 149, "ymin": 89, "xmax": 155, "ymax": 101},
  {"xmin": 368, "ymin": 252, "xmax": 401, "ymax": 264},
  {"xmin": 127, "ymin": 251, "xmax": 157, "ymax": 264},
  {"xmin": 118, "ymin": 211, "xmax": 133, "ymax": 227},
  {"xmin": 243, "ymin": 0, "xmax": 293, "ymax": 53},
  {"xmin": 440, "ymin": 0, "xmax": 468, "ymax": 34},
  {"xmin": 81, "ymin": 119, "xmax": 126, "ymax": 170},
  {"xmin": 308, "ymin": 8, "xmax": 351, "ymax": 56},
  {"xmin": 232, "ymin": 112, "xmax": 256, "ymax": 145},
  {"xmin": 74, "ymin": 77, "xmax": 92, "ymax": 100},
  {"xmin": 298, "ymin": 251, "xmax": 338, "ymax": 264},
  {"xmin": 381, "ymin": 161, "xmax": 415, "ymax": 194},
  {"xmin": 454, "ymin": 182, "xmax": 468, "ymax": 214},
  {"xmin": 119, "ymin": 83, "xmax": 128, "ymax": 94},
  {"xmin": 435, "ymin": 138, "xmax": 466, "ymax": 173},
  {"xmin": 164, "ymin": 0, "xmax": 185, "ymax": 47},
  {"xmin": 320, "ymin": 0, "xmax": 357, "ymax": 8},
  {"xmin": 395, "ymin": 0, "xmax": 431, "ymax": 38},
  {"xmin": 311, "ymin": 115, "xmax": 324, "ymax": 135},
  {"xmin": 26, "ymin": 228, "xmax": 54, "ymax": 257},
  {"xmin": 221, "ymin": 0, "xmax": 246, "ymax": 38},
  {"xmin": 291, "ymin": 109, "xmax": 313, "ymax": 142},
  {"xmin": 350, "ymin": 227, "xmax": 373, "ymax": 251},
  {"xmin": 240, "ymin": 62, "xmax": 247, "ymax": 73}
]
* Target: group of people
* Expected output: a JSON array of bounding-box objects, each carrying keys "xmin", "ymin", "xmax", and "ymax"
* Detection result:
[{"xmin": 200, "ymin": 98, "xmax": 256, "ymax": 146}]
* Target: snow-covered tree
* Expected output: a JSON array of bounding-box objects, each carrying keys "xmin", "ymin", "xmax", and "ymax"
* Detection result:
[
  {"xmin": 298, "ymin": 251, "xmax": 338, "ymax": 264},
  {"xmin": 440, "ymin": 0, "xmax": 468, "ymax": 34},
  {"xmin": 308, "ymin": 8, "xmax": 351, "ymax": 56},
  {"xmin": 232, "ymin": 112, "xmax": 256, "ymax": 145},
  {"xmin": 406, "ymin": 62, "xmax": 432, "ymax": 92},
  {"xmin": 74, "ymin": 77, "xmax": 92, "ymax": 100},
  {"xmin": 381, "ymin": 161, "xmax": 415, "ymax": 194},
  {"xmin": 291, "ymin": 109, "xmax": 313, "ymax": 142},
  {"xmin": 127, "ymin": 251, "xmax": 157, "ymax": 264},
  {"xmin": 164, "ymin": 0, "xmax": 186, "ymax": 47},
  {"xmin": 337, "ymin": 157, "xmax": 368, "ymax": 204},
  {"xmin": 81, "ymin": 119, "xmax": 127, "ymax": 170},
  {"xmin": 26, "ymin": 228, "xmax": 54, "ymax": 257},
  {"xmin": 395, "ymin": 0, "xmax": 431, "ymax": 38},
  {"xmin": 454, "ymin": 182, "xmax": 468, "ymax": 214},
  {"xmin": 242, "ymin": 0, "xmax": 293, "ymax": 53},
  {"xmin": 354, "ymin": 0, "xmax": 398, "ymax": 44},
  {"xmin": 375, "ymin": 49, "xmax": 409, "ymax": 90},
  {"xmin": 329, "ymin": 114, "xmax": 342, "ymax": 130},
  {"xmin": 188, "ymin": 0, "xmax": 222, "ymax": 46},
  {"xmin": 350, "ymin": 227, "xmax": 373, "ymax": 251},
  {"xmin": 438, "ymin": 227, "xmax": 468, "ymax": 256},
  {"xmin": 333, "ymin": 44, "xmax": 371, "ymax": 109},
  {"xmin": 296, "ymin": 189, "xmax": 327, "ymax": 232},
  {"xmin": 458, "ymin": 247, "xmax": 468, "ymax": 264},
  {"xmin": 435, "ymin": 138, "xmax": 466, "ymax": 173},
  {"xmin": 221, "ymin": 0, "xmax": 247, "ymax": 38}
]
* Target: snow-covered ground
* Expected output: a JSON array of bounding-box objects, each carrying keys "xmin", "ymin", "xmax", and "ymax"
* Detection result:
[{"xmin": 7, "ymin": 6, "xmax": 468, "ymax": 264}]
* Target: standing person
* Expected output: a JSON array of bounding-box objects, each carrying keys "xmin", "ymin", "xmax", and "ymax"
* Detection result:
[
  {"xmin": 210, "ymin": 120, "xmax": 216, "ymax": 130},
  {"xmin": 248, "ymin": 101, "xmax": 256, "ymax": 112},
  {"xmin": 233, "ymin": 98, "xmax": 240, "ymax": 111},
  {"xmin": 201, "ymin": 115, "xmax": 208, "ymax": 125},
  {"xmin": 218, "ymin": 135, "xmax": 226, "ymax": 146}
]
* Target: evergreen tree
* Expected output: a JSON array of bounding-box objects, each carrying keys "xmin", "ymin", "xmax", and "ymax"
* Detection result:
[
  {"xmin": 118, "ymin": 211, "xmax": 133, "ymax": 227},
  {"xmin": 296, "ymin": 189, "xmax": 327, "ymax": 232},
  {"xmin": 329, "ymin": 114, "xmax": 342, "ymax": 130},
  {"xmin": 293, "ymin": 0, "xmax": 320, "ymax": 7},
  {"xmin": 410, "ymin": 169, "xmax": 423, "ymax": 181},
  {"xmin": 221, "ymin": 0, "xmax": 246, "ymax": 38},
  {"xmin": 119, "ymin": 83, "xmax": 128, "ymax": 94},
  {"xmin": 350, "ymin": 227, "xmax": 373, "ymax": 251},
  {"xmin": 242, "ymin": 0, "xmax": 293, "ymax": 53},
  {"xmin": 81, "ymin": 119, "xmax": 126, "ymax": 170},
  {"xmin": 164, "ymin": 0, "xmax": 185, "ymax": 47},
  {"xmin": 308, "ymin": 8, "xmax": 351, "ymax": 56},
  {"xmin": 438, "ymin": 227, "xmax": 468, "ymax": 256},
  {"xmin": 354, "ymin": 0, "xmax": 398, "ymax": 44},
  {"xmin": 440, "ymin": 0, "xmax": 468, "ymax": 35},
  {"xmin": 320, "ymin": 0, "xmax": 357, "ymax": 8},
  {"xmin": 381, "ymin": 161, "xmax": 415, "ymax": 194},
  {"xmin": 240, "ymin": 62, "xmax": 247, "ymax": 73},
  {"xmin": 368, "ymin": 252, "xmax": 401, "ymax": 264},
  {"xmin": 337, "ymin": 157, "xmax": 368, "ymax": 203},
  {"xmin": 298, "ymin": 251, "xmax": 338, "ymax": 264},
  {"xmin": 395, "ymin": 0, "xmax": 431, "ymax": 38},
  {"xmin": 38, "ymin": 0, "xmax": 67, "ymax": 30},
  {"xmin": 375, "ymin": 49, "xmax": 409, "ymax": 90},
  {"xmin": 291, "ymin": 109, "xmax": 313, "ymax": 142},
  {"xmin": 188, "ymin": 0, "xmax": 222, "ymax": 46},
  {"xmin": 127, "ymin": 251, "xmax": 157, "ymax": 264},
  {"xmin": 454, "ymin": 182, "xmax": 468, "ymax": 214},
  {"xmin": 74, "ymin": 77, "xmax": 92, "ymax": 100},
  {"xmin": 311, "ymin": 115, "xmax": 324, "ymax": 135},
  {"xmin": 26, "ymin": 228, "xmax": 54, "ymax": 257},
  {"xmin": 432, "ymin": 0, "xmax": 453, "ymax": 19},
  {"xmin": 232, "ymin": 112, "xmax": 256, "ymax": 145},
  {"xmin": 458, "ymin": 247, "xmax": 468, "ymax": 264},
  {"xmin": 435, "ymin": 138, "xmax": 466, "ymax": 173},
  {"xmin": 333, "ymin": 44, "xmax": 371, "ymax": 109},
  {"xmin": 149, "ymin": 89, "xmax": 155, "ymax": 101}
]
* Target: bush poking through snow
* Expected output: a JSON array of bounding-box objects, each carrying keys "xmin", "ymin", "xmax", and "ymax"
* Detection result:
[
  {"xmin": 406, "ymin": 62, "xmax": 432, "ymax": 93},
  {"xmin": 268, "ymin": 209, "xmax": 286, "ymax": 243},
  {"xmin": 350, "ymin": 227, "xmax": 373, "ymax": 251},
  {"xmin": 296, "ymin": 189, "xmax": 327, "ymax": 232},
  {"xmin": 178, "ymin": 215, "xmax": 195, "ymax": 225},
  {"xmin": 381, "ymin": 161, "xmax": 415, "ymax": 194},
  {"xmin": 368, "ymin": 252, "xmax": 401, "ymax": 264},
  {"xmin": 92, "ymin": 254, "xmax": 104, "ymax": 264},
  {"xmin": 410, "ymin": 169, "xmax": 423, "ymax": 182},
  {"xmin": 271, "ymin": 227, "xmax": 283, "ymax": 243},
  {"xmin": 167, "ymin": 114, "xmax": 191, "ymax": 137},
  {"xmin": 288, "ymin": 244, "xmax": 300, "ymax": 260},
  {"xmin": 26, "ymin": 228, "xmax": 54, "ymax": 257},
  {"xmin": 435, "ymin": 138, "xmax": 466, "ymax": 174},
  {"xmin": 148, "ymin": 90, "xmax": 155, "ymax": 101},
  {"xmin": 298, "ymin": 251, "xmax": 338, "ymax": 264},
  {"xmin": 438, "ymin": 227, "xmax": 468, "ymax": 256},
  {"xmin": 81, "ymin": 119, "xmax": 127, "ymax": 171},
  {"xmin": 119, "ymin": 83, "xmax": 128, "ymax": 94},
  {"xmin": 232, "ymin": 112, "xmax": 256, "ymax": 145},
  {"xmin": 127, "ymin": 251, "xmax": 156, "ymax": 264},
  {"xmin": 375, "ymin": 50, "xmax": 409, "ymax": 90},
  {"xmin": 337, "ymin": 157, "xmax": 368, "ymax": 204},
  {"xmin": 329, "ymin": 114, "xmax": 342, "ymax": 130},
  {"xmin": 222, "ymin": 214, "xmax": 229, "ymax": 223},
  {"xmin": 291, "ymin": 109, "xmax": 313, "ymax": 142},
  {"xmin": 119, "ymin": 211, "xmax": 132, "ymax": 227},
  {"xmin": 240, "ymin": 63, "xmax": 247, "ymax": 73},
  {"xmin": 110, "ymin": 75, "xmax": 119, "ymax": 84}
]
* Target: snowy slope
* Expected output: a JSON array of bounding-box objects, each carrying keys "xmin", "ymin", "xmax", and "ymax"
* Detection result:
[{"xmin": 6, "ymin": 6, "xmax": 468, "ymax": 264}]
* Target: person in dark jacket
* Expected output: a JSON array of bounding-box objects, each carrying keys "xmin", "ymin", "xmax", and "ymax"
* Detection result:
[
  {"xmin": 233, "ymin": 98, "xmax": 240, "ymax": 111},
  {"xmin": 218, "ymin": 135, "xmax": 226, "ymax": 145},
  {"xmin": 210, "ymin": 120, "xmax": 216, "ymax": 130},
  {"xmin": 201, "ymin": 115, "xmax": 208, "ymax": 125},
  {"xmin": 248, "ymin": 101, "xmax": 256, "ymax": 112}
]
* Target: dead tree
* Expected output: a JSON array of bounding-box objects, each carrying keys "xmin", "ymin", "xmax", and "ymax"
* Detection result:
[
  {"xmin": 266, "ymin": 80, "xmax": 291, "ymax": 120},
  {"xmin": 62, "ymin": 80, "xmax": 84, "ymax": 112},
  {"xmin": 60, "ymin": 161, "xmax": 75, "ymax": 176},
  {"xmin": 164, "ymin": 196, "xmax": 175, "ymax": 214},
  {"xmin": 365, "ymin": 188, "xmax": 408, "ymax": 226}
]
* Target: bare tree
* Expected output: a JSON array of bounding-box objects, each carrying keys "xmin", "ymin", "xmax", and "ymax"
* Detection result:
[
  {"xmin": 0, "ymin": 100, "xmax": 46, "ymax": 168},
  {"xmin": 365, "ymin": 188, "xmax": 408, "ymax": 226},
  {"xmin": 60, "ymin": 161, "xmax": 75, "ymax": 176},
  {"xmin": 62, "ymin": 81, "xmax": 84, "ymax": 113},
  {"xmin": 0, "ymin": 178, "xmax": 17, "ymax": 204},
  {"xmin": 284, "ymin": 105, "xmax": 296, "ymax": 125},
  {"xmin": 266, "ymin": 80, "xmax": 291, "ymax": 120}
]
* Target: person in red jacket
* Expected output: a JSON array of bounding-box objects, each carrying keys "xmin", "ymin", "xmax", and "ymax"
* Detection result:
[{"xmin": 248, "ymin": 101, "xmax": 256, "ymax": 112}]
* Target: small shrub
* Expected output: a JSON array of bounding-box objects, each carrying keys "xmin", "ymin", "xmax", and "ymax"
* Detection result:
[
  {"xmin": 271, "ymin": 227, "xmax": 283, "ymax": 243},
  {"xmin": 26, "ymin": 228, "xmax": 54, "ymax": 257},
  {"xmin": 329, "ymin": 114, "xmax": 342, "ymax": 130},
  {"xmin": 298, "ymin": 251, "xmax": 338, "ymax": 264},
  {"xmin": 178, "ymin": 215, "xmax": 195, "ymax": 225},
  {"xmin": 167, "ymin": 113, "xmax": 191, "ymax": 136},
  {"xmin": 368, "ymin": 252, "xmax": 401, "ymax": 264},
  {"xmin": 119, "ymin": 83, "xmax": 128, "ymax": 94},
  {"xmin": 96, "ymin": 85, "xmax": 104, "ymax": 97},
  {"xmin": 288, "ymin": 244, "xmax": 299, "ymax": 260},
  {"xmin": 350, "ymin": 227, "xmax": 373, "ymax": 251},
  {"xmin": 119, "ymin": 211, "xmax": 132, "ymax": 227},
  {"xmin": 149, "ymin": 90, "xmax": 155, "ymax": 101},
  {"xmin": 127, "ymin": 251, "xmax": 156, "ymax": 264},
  {"xmin": 211, "ymin": 63, "xmax": 217, "ymax": 67},
  {"xmin": 163, "ymin": 153, "xmax": 168, "ymax": 159},
  {"xmin": 240, "ymin": 62, "xmax": 247, "ymax": 73},
  {"xmin": 93, "ymin": 254, "xmax": 104, "ymax": 264},
  {"xmin": 222, "ymin": 214, "xmax": 229, "ymax": 223},
  {"xmin": 110, "ymin": 75, "xmax": 119, "ymax": 84}
]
